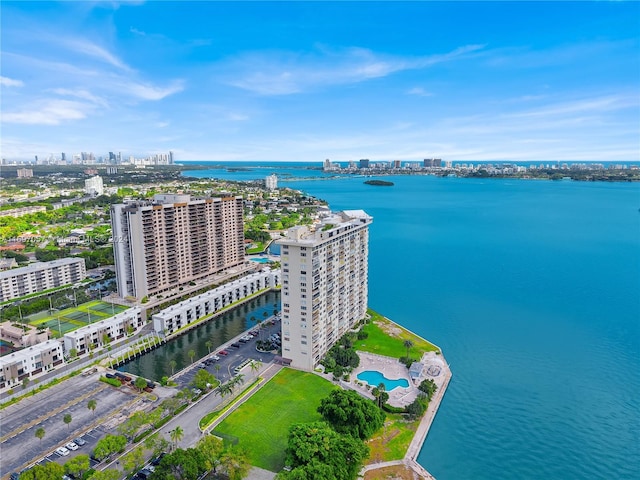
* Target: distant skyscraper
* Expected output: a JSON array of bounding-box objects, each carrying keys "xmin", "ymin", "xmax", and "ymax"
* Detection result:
[
  {"xmin": 323, "ymin": 159, "xmax": 333, "ymax": 171},
  {"xmin": 17, "ymin": 168, "xmax": 34, "ymax": 178},
  {"xmin": 61, "ymin": 152, "xmax": 66, "ymax": 162},
  {"xmin": 265, "ymin": 174, "xmax": 278, "ymax": 190},
  {"xmin": 84, "ymin": 176, "xmax": 104, "ymax": 196},
  {"xmin": 111, "ymin": 194, "xmax": 245, "ymax": 300},
  {"xmin": 169, "ymin": 151, "xmax": 174, "ymax": 164},
  {"xmin": 359, "ymin": 159, "xmax": 370, "ymax": 169},
  {"xmin": 109, "ymin": 152, "xmax": 117, "ymax": 164},
  {"xmin": 278, "ymin": 210, "xmax": 372, "ymax": 370}
]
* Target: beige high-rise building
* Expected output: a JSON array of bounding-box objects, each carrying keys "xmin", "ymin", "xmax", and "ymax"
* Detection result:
[
  {"xmin": 277, "ymin": 210, "xmax": 372, "ymax": 371},
  {"xmin": 111, "ymin": 194, "xmax": 244, "ymax": 300}
]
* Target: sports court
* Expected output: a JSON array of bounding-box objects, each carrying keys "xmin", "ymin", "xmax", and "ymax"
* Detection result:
[{"xmin": 29, "ymin": 301, "xmax": 129, "ymax": 338}]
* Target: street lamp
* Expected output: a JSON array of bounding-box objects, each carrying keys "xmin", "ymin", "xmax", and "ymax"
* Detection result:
[
  {"xmin": 14, "ymin": 301, "xmax": 24, "ymax": 325},
  {"xmin": 51, "ymin": 308, "xmax": 62, "ymax": 339}
]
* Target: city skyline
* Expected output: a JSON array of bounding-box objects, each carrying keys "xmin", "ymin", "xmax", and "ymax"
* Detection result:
[{"xmin": 1, "ymin": 1, "xmax": 639, "ymax": 162}]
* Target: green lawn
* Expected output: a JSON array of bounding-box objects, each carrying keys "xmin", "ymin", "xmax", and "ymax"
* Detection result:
[
  {"xmin": 368, "ymin": 413, "xmax": 419, "ymax": 463},
  {"xmin": 353, "ymin": 309, "xmax": 439, "ymax": 358},
  {"xmin": 213, "ymin": 367, "xmax": 337, "ymax": 472}
]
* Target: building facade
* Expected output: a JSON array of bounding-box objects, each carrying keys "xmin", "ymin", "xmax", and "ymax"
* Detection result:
[
  {"xmin": 63, "ymin": 307, "xmax": 144, "ymax": 355},
  {"xmin": 0, "ymin": 205, "xmax": 47, "ymax": 218},
  {"xmin": 152, "ymin": 269, "xmax": 280, "ymax": 335},
  {"xmin": 0, "ymin": 340, "xmax": 64, "ymax": 390},
  {"xmin": 265, "ymin": 174, "xmax": 278, "ymax": 190},
  {"xmin": 277, "ymin": 210, "xmax": 372, "ymax": 370},
  {"xmin": 17, "ymin": 168, "xmax": 34, "ymax": 178},
  {"xmin": 0, "ymin": 258, "xmax": 86, "ymax": 302},
  {"xmin": 84, "ymin": 175, "xmax": 104, "ymax": 196},
  {"xmin": 111, "ymin": 194, "xmax": 245, "ymax": 300}
]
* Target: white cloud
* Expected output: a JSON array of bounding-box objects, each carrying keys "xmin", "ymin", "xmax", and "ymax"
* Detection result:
[
  {"xmin": 58, "ymin": 37, "xmax": 132, "ymax": 72},
  {"xmin": 0, "ymin": 76, "xmax": 24, "ymax": 87},
  {"xmin": 407, "ymin": 87, "xmax": 432, "ymax": 97},
  {"xmin": 50, "ymin": 88, "xmax": 109, "ymax": 107},
  {"xmin": 130, "ymin": 27, "xmax": 146, "ymax": 36},
  {"xmin": 119, "ymin": 80, "xmax": 184, "ymax": 100},
  {"xmin": 222, "ymin": 44, "xmax": 485, "ymax": 95},
  {"xmin": 2, "ymin": 99, "xmax": 92, "ymax": 125}
]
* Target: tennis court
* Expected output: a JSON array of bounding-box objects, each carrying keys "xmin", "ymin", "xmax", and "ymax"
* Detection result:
[{"xmin": 29, "ymin": 301, "xmax": 127, "ymax": 338}]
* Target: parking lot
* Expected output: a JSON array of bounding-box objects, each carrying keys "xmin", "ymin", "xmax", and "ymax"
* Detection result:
[
  {"xmin": 1, "ymin": 314, "xmax": 283, "ymax": 479},
  {"xmin": 174, "ymin": 316, "xmax": 282, "ymax": 389},
  {"xmin": 0, "ymin": 372, "xmax": 138, "ymax": 478}
]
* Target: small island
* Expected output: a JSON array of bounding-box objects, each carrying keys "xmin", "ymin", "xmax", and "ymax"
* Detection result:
[{"xmin": 364, "ymin": 179, "xmax": 394, "ymax": 186}]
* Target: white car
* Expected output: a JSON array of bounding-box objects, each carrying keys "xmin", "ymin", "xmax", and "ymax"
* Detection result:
[
  {"xmin": 65, "ymin": 442, "xmax": 79, "ymax": 451},
  {"xmin": 55, "ymin": 447, "xmax": 70, "ymax": 456}
]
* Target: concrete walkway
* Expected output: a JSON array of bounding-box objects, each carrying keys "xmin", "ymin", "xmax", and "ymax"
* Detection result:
[{"xmin": 361, "ymin": 352, "xmax": 452, "ymax": 480}]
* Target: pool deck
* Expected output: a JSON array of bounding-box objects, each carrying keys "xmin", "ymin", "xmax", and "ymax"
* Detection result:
[
  {"xmin": 352, "ymin": 352, "xmax": 417, "ymax": 407},
  {"xmin": 350, "ymin": 350, "xmax": 452, "ymax": 480}
]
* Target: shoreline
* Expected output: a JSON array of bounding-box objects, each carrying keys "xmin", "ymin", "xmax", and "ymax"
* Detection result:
[{"xmin": 360, "ymin": 315, "xmax": 452, "ymax": 480}]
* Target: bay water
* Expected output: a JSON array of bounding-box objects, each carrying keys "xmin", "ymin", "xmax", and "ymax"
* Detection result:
[{"xmin": 184, "ymin": 165, "xmax": 640, "ymax": 479}]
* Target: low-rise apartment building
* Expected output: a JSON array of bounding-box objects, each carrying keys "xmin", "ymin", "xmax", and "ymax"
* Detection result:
[
  {"xmin": 0, "ymin": 321, "xmax": 50, "ymax": 348},
  {"xmin": 152, "ymin": 269, "xmax": 280, "ymax": 335},
  {"xmin": 63, "ymin": 307, "xmax": 144, "ymax": 355},
  {"xmin": 0, "ymin": 339, "xmax": 64, "ymax": 390}
]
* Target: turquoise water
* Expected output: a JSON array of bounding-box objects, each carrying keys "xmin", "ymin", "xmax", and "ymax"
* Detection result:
[
  {"xmin": 357, "ymin": 370, "xmax": 410, "ymax": 391},
  {"xmin": 249, "ymin": 257, "xmax": 271, "ymax": 264},
  {"xmin": 185, "ymin": 167, "xmax": 640, "ymax": 480}
]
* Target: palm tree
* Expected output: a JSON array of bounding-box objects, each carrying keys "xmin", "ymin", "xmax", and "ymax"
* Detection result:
[
  {"xmin": 214, "ymin": 364, "xmax": 221, "ymax": 379},
  {"xmin": 205, "ymin": 341, "xmax": 213, "ymax": 354},
  {"xmin": 188, "ymin": 349, "xmax": 196, "ymax": 364},
  {"xmin": 169, "ymin": 359, "xmax": 177, "ymax": 376},
  {"xmin": 249, "ymin": 360, "xmax": 262, "ymax": 376},
  {"xmin": 403, "ymin": 339, "xmax": 414, "ymax": 360},
  {"xmin": 231, "ymin": 373, "xmax": 245, "ymax": 391},
  {"xmin": 377, "ymin": 383, "xmax": 386, "ymax": 408},
  {"xmin": 63, "ymin": 413, "xmax": 72, "ymax": 432},
  {"xmin": 87, "ymin": 399, "xmax": 97, "ymax": 416},
  {"xmin": 217, "ymin": 382, "xmax": 233, "ymax": 399},
  {"xmin": 169, "ymin": 426, "xmax": 184, "ymax": 451},
  {"xmin": 35, "ymin": 427, "xmax": 45, "ymax": 444}
]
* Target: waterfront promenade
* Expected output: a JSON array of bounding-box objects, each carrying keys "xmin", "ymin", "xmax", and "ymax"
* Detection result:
[{"xmin": 359, "ymin": 353, "xmax": 451, "ymax": 479}]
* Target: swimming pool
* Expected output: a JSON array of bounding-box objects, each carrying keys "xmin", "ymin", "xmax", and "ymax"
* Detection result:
[
  {"xmin": 357, "ymin": 370, "xmax": 409, "ymax": 391},
  {"xmin": 249, "ymin": 258, "xmax": 271, "ymax": 264}
]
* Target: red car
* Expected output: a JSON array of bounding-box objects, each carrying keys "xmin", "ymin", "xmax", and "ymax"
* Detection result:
[{"xmin": 218, "ymin": 350, "xmax": 228, "ymax": 356}]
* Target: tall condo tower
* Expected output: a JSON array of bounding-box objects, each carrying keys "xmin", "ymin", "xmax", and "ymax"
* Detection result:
[
  {"xmin": 111, "ymin": 194, "xmax": 244, "ymax": 300},
  {"xmin": 277, "ymin": 210, "xmax": 372, "ymax": 370}
]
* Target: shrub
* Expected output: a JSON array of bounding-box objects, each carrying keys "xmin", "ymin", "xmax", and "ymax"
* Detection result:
[
  {"xmin": 382, "ymin": 403, "xmax": 406, "ymax": 414},
  {"xmin": 99, "ymin": 376, "xmax": 122, "ymax": 388},
  {"xmin": 357, "ymin": 330, "xmax": 368, "ymax": 340}
]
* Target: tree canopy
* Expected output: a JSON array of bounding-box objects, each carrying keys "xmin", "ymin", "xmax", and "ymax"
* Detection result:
[
  {"xmin": 280, "ymin": 422, "xmax": 368, "ymax": 480},
  {"xmin": 19, "ymin": 462, "xmax": 65, "ymax": 480},
  {"xmin": 149, "ymin": 447, "xmax": 206, "ymax": 480},
  {"xmin": 93, "ymin": 434, "xmax": 127, "ymax": 460},
  {"xmin": 317, "ymin": 389, "xmax": 385, "ymax": 440}
]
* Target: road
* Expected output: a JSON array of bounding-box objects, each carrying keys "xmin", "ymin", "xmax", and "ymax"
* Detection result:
[{"xmin": 1, "ymin": 314, "xmax": 284, "ymax": 480}]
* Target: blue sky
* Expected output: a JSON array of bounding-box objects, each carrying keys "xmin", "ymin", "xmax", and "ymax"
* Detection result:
[{"xmin": 1, "ymin": 1, "xmax": 639, "ymax": 162}]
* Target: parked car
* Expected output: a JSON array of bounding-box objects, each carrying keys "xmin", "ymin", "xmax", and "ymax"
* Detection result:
[
  {"xmin": 198, "ymin": 363, "xmax": 207, "ymax": 369},
  {"xmin": 218, "ymin": 350, "xmax": 228, "ymax": 356},
  {"xmin": 73, "ymin": 437, "xmax": 86, "ymax": 446},
  {"xmin": 211, "ymin": 355, "xmax": 220, "ymax": 361},
  {"xmin": 150, "ymin": 452, "xmax": 167, "ymax": 466},
  {"xmin": 55, "ymin": 447, "xmax": 70, "ymax": 456},
  {"xmin": 65, "ymin": 442, "xmax": 79, "ymax": 451},
  {"xmin": 231, "ymin": 342, "xmax": 241, "ymax": 348}
]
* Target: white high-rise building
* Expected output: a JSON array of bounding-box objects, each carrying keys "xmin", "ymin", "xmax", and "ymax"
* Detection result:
[
  {"xmin": 277, "ymin": 210, "xmax": 372, "ymax": 371},
  {"xmin": 111, "ymin": 194, "xmax": 244, "ymax": 301},
  {"xmin": 265, "ymin": 174, "xmax": 278, "ymax": 190},
  {"xmin": 84, "ymin": 176, "xmax": 104, "ymax": 196}
]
